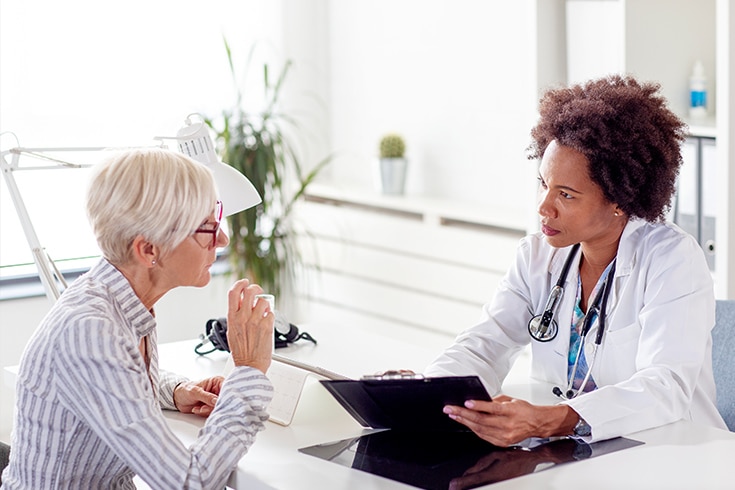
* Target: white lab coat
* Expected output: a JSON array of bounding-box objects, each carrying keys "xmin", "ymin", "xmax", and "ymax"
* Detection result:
[{"xmin": 425, "ymin": 219, "xmax": 727, "ymax": 441}]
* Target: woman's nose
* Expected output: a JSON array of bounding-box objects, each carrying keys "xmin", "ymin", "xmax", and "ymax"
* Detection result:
[
  {"xmin": 537, "ymin": 190, "xmax": 555, "ymax": 219},
  {"xmin": 216, "ymin": 227, "xmax": 229, "ymax": 248}
]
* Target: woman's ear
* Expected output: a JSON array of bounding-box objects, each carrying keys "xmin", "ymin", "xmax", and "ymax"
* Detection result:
[{"xmin": 130, "ymin": 236, "xmax": 158, "ymax": 268}]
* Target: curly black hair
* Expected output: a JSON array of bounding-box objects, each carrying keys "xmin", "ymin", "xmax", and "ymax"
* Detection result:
[{"xmin": 527, "ymin": 75, "xmax": 687, "ymax": 222}]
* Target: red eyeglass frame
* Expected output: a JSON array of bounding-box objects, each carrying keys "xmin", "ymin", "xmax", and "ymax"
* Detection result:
[{"xmin": 193, "ymin": 200, "xmax": 223, "ymax": 248}]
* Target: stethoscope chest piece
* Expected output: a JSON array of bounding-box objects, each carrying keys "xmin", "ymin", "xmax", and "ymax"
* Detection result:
[
  {"xmin": 528, "ymin": 244, "xmax": 581, "ymax": 343},
  {"xmin": 528, "ymin": 314, "xmax": 558, "ymax": 342}
]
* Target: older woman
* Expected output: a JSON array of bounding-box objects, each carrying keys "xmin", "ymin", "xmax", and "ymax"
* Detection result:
[
  {"xmin": 2, "ymin": 148, "xmax": 274, "ymax": 489},
  {"xmin": 428, "ymin": 75, "xmax": 727, "ymax": 445}
]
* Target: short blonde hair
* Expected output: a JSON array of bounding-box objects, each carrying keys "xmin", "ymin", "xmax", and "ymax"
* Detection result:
[{"xmin": 86, "ymin": 148, "xmax": 218, "ymax": 265}]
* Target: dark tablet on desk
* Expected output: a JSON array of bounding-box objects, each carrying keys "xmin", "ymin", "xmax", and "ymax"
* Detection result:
[
  {"xmin": 320, "ymin": 375, "xmax": 491, "ymax": 431},
  {"xmin": 299, "ymin": 430, "xmax": 643, "ymax": 490}
]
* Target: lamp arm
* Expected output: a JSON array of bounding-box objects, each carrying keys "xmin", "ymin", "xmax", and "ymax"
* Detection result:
[
  {"xmin": 0, "ymin": 144, "xmax": 164, "ymax": 302},
  {"xmin": 0, "ymin": 149, "xmax": 65, "ymax": 302}
]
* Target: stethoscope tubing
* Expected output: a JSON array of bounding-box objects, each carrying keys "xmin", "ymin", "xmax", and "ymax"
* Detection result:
[{"xmin": 528, "ymin": 243, "xmax": 617, "ymax": 399}]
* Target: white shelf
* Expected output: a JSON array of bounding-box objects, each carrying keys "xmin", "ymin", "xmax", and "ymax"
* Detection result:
[
  {"xmin": 685, "ymin": 116, "xmax": 717, "ymax": 138},
  {"xmin": 304, "ymin": 183, "xmax": 528, "ymax": 235}
]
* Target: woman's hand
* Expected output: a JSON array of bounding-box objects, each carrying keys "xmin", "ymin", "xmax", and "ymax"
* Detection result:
[
  {"xmin": 174, "ymin": 377, "xmax": 224, "ymax": 417},
  {"xmin": 226, "ymin": 279, "xmax": 274, "ymax": 374},
  {"xmin": 442, "ymin": 395, "xmax": 578, "ymax": 447}
]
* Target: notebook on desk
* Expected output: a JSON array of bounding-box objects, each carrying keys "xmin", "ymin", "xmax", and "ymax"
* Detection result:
[
  {"xmin": 223, "ymin": 354, "xmax": 351, "ymax": 426},
  {"xmin": 266, "ymin": 355, "xmax": 351, "ymax": 425}
]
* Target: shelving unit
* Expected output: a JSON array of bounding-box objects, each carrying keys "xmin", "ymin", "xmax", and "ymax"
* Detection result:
[
  {"xmin": 566, "ymin": 0, "xmax": 733, "ymax": 297},
  {"xmin": 292, "ymin": 185, "xmax": 526, "ymax": 336},
  {"xmin": 676, "ymin": 132, "xmax": 717, "ymax": 271}
]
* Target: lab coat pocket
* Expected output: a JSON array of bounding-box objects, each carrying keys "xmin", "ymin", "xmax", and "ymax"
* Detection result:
[
  {"xmin": 605, "ymin": 322, "xmax": 641, "ymax": 345},
  {"xmin": 597, "ymin": 322, "xmax": 641, "ymax": 381}
]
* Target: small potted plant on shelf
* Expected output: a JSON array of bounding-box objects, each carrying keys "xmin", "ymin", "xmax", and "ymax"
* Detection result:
[{"xmin": 378, "ymin": 133, "xmax": 407, "ymax": 195}]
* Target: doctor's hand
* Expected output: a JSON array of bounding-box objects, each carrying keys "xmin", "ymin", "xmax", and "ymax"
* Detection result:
[
  {"xmin": 442, "ymin": 395, "xmax": 578, "ymax": 447},
  {"xmin": 174, "ymin": 377, "xmax": 224, "ymax": 417}
]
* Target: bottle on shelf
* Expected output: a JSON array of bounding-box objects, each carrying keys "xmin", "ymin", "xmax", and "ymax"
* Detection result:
[{"xmin": 689, "ymin": 60, "xmax": 708, "ymax": 120}]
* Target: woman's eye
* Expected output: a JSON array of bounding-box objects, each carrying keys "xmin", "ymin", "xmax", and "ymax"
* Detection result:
[
  {"xmin": 560, "ymin": 191, "xmax": 573, "ymax": 199},
  {"xmin": 537, "ymin": 177, "xmax": 547, "ymax": 189},
  {"xmin": 197, "ymin": 221, "xmax": 217, "ymax": 232}
]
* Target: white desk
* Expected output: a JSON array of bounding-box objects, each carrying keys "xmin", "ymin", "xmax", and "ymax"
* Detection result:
[
  {"xmin": 159, "ymin": 322, "xmax": 735, "ymax": 490},
  {"xmin": 5, "ymin": 322, "xmax": 734, "ymax": 489}
]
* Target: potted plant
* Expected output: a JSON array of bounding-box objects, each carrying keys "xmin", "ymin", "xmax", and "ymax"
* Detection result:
[
  {"xmin": 205, "ymin": 38, "xmax": 331, "ymax": 301},
  {"xmin": 378, "ymin": 133, "xmax": 408, "ymax": 195}
]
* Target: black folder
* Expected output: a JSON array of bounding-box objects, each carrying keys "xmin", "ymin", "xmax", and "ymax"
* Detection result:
[{"xmin": 320, "ymin": 376, "xmax": 492, "ymax": 432}]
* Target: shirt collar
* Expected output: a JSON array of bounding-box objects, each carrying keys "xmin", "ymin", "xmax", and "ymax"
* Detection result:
[
  {"xmin": 614, "ymin": 218, "xmax": 647, "ymax": 276},
  {"xmin": 548, "ymin": 218, "xmax": 646, "ymax": 281},
  {"xmin": 94, "ymin": 258, "xmax": 157, "ymax": 338}
]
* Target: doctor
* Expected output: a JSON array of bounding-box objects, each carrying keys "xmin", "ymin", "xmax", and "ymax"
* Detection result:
[{"xmin": 426, "ymin": 75, "xmax": 727, "ymax": 446}]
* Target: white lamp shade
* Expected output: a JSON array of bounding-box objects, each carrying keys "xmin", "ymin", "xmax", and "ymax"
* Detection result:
[{"xmin": 175, "ymin": 117, "xmax": 261, "ymax": 217}]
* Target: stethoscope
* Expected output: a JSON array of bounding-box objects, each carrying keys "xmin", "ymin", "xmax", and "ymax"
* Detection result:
[{"xmin": 527, "ymin": 243, "xmax": 617, "ymax": 399}]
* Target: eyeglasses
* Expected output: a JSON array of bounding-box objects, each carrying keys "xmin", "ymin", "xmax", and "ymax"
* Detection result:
[{"xmin": 193, "ymin": 200, "xmax": 223, "ymax": 248}]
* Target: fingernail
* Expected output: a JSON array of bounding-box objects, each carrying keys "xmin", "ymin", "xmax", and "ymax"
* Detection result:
[
  {"xmin": 443, "ymin": 406, "xmax": 453, "ymax": 415},
  {"xmin": 465, "ymin": 400, "xmax": 475, "ymax": 409}
]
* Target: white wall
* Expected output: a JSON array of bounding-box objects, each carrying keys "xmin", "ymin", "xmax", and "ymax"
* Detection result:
[
  {"xmin": 715, "ymin": 0, "xmax": 735, "ymax": 298},
  {"xmin": 0, "ymin": 0, "xmax": 284, "ymax": 274},
  {"xmin": 315, "ymin": 1, "xmax": 549, "ymax": 216}
]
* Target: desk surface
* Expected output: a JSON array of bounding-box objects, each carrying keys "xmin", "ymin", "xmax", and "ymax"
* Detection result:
[{"xmin": 159, "ymin": 322, "xmax": 735, "ymax": 490}]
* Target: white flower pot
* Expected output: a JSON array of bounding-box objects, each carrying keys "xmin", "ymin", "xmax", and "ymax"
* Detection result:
[{"xmin": 379, "ymin": 157, "xmax": 408, "ymax": 195}]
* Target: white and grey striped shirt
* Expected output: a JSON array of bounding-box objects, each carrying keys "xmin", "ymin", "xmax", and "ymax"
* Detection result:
[{"xmin": 2, "ymin": 259, "xmax": 273, "ymax": 489}]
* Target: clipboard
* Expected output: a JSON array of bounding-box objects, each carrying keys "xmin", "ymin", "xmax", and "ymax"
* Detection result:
[{"xmin": 320, "ymin": 375, "xmax": 491, "ymax": 432}]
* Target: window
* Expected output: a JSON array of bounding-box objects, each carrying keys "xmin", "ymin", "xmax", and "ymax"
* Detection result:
[{"xmin": 0, "ymin": 0, "xmax": 281, "ymax": 288}]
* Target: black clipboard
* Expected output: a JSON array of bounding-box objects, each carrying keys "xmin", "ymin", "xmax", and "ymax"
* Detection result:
[{"xmin": 320, "ymin": 376, "xmax": 491, "ymax": 431}]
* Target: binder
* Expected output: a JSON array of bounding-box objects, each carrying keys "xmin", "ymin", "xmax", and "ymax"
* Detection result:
[{"xmin": 320, "ymin": 376, "xmax": 491, "ymax": 432}]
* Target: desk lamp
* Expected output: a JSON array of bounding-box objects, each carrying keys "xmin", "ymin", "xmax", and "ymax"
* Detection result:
[
  {"xmin": 1, "ymin": 116, "xmax": 261, "ymax": 302},
  {"xmin": 169, "ymin": 114, "xmax": 261, "ymax": 217}
]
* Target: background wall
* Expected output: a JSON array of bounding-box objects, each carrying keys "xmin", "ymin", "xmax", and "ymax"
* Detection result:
[
  {"xmin": 281, "ymin": 0, "xmax": 563, "ymax": 216},
  {"xmin": 323, "ymin": 1, "xmax": 538, "ymax": 205}
]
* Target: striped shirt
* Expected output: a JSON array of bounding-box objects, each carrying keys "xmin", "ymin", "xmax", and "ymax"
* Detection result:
[{"xmin": 2, "ymin": 259, "xmax": 273, "ymax": 489}]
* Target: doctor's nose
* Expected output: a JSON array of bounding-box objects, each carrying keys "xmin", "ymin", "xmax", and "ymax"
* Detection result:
[{"xmin": 537, "ymin": 190, "xmax": 556, "ymax": 219}]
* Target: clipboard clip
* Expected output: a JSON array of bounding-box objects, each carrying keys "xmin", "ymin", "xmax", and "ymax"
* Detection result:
[{"xmin": 361, "ymin": 369, "xmax": 424, "ymax": 380}]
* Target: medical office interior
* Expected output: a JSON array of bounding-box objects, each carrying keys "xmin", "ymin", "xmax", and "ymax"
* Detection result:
[{"xmin": 1, "ymin": 0, "xmax": 734, "ymax": 481}]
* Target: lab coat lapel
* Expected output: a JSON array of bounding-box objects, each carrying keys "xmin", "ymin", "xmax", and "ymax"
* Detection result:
[{"xmin": 531, "ymin": 245, "xmax": 581, "ymax": 386}]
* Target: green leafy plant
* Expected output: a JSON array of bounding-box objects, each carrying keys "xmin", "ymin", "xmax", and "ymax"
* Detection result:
[
  {"xmin": 205, "ymin": 38, "xmax": 331, "ymax": 299},
  {"xmin": 379, "ymin": 133, "xmax": 406, "ymax": 159}
]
